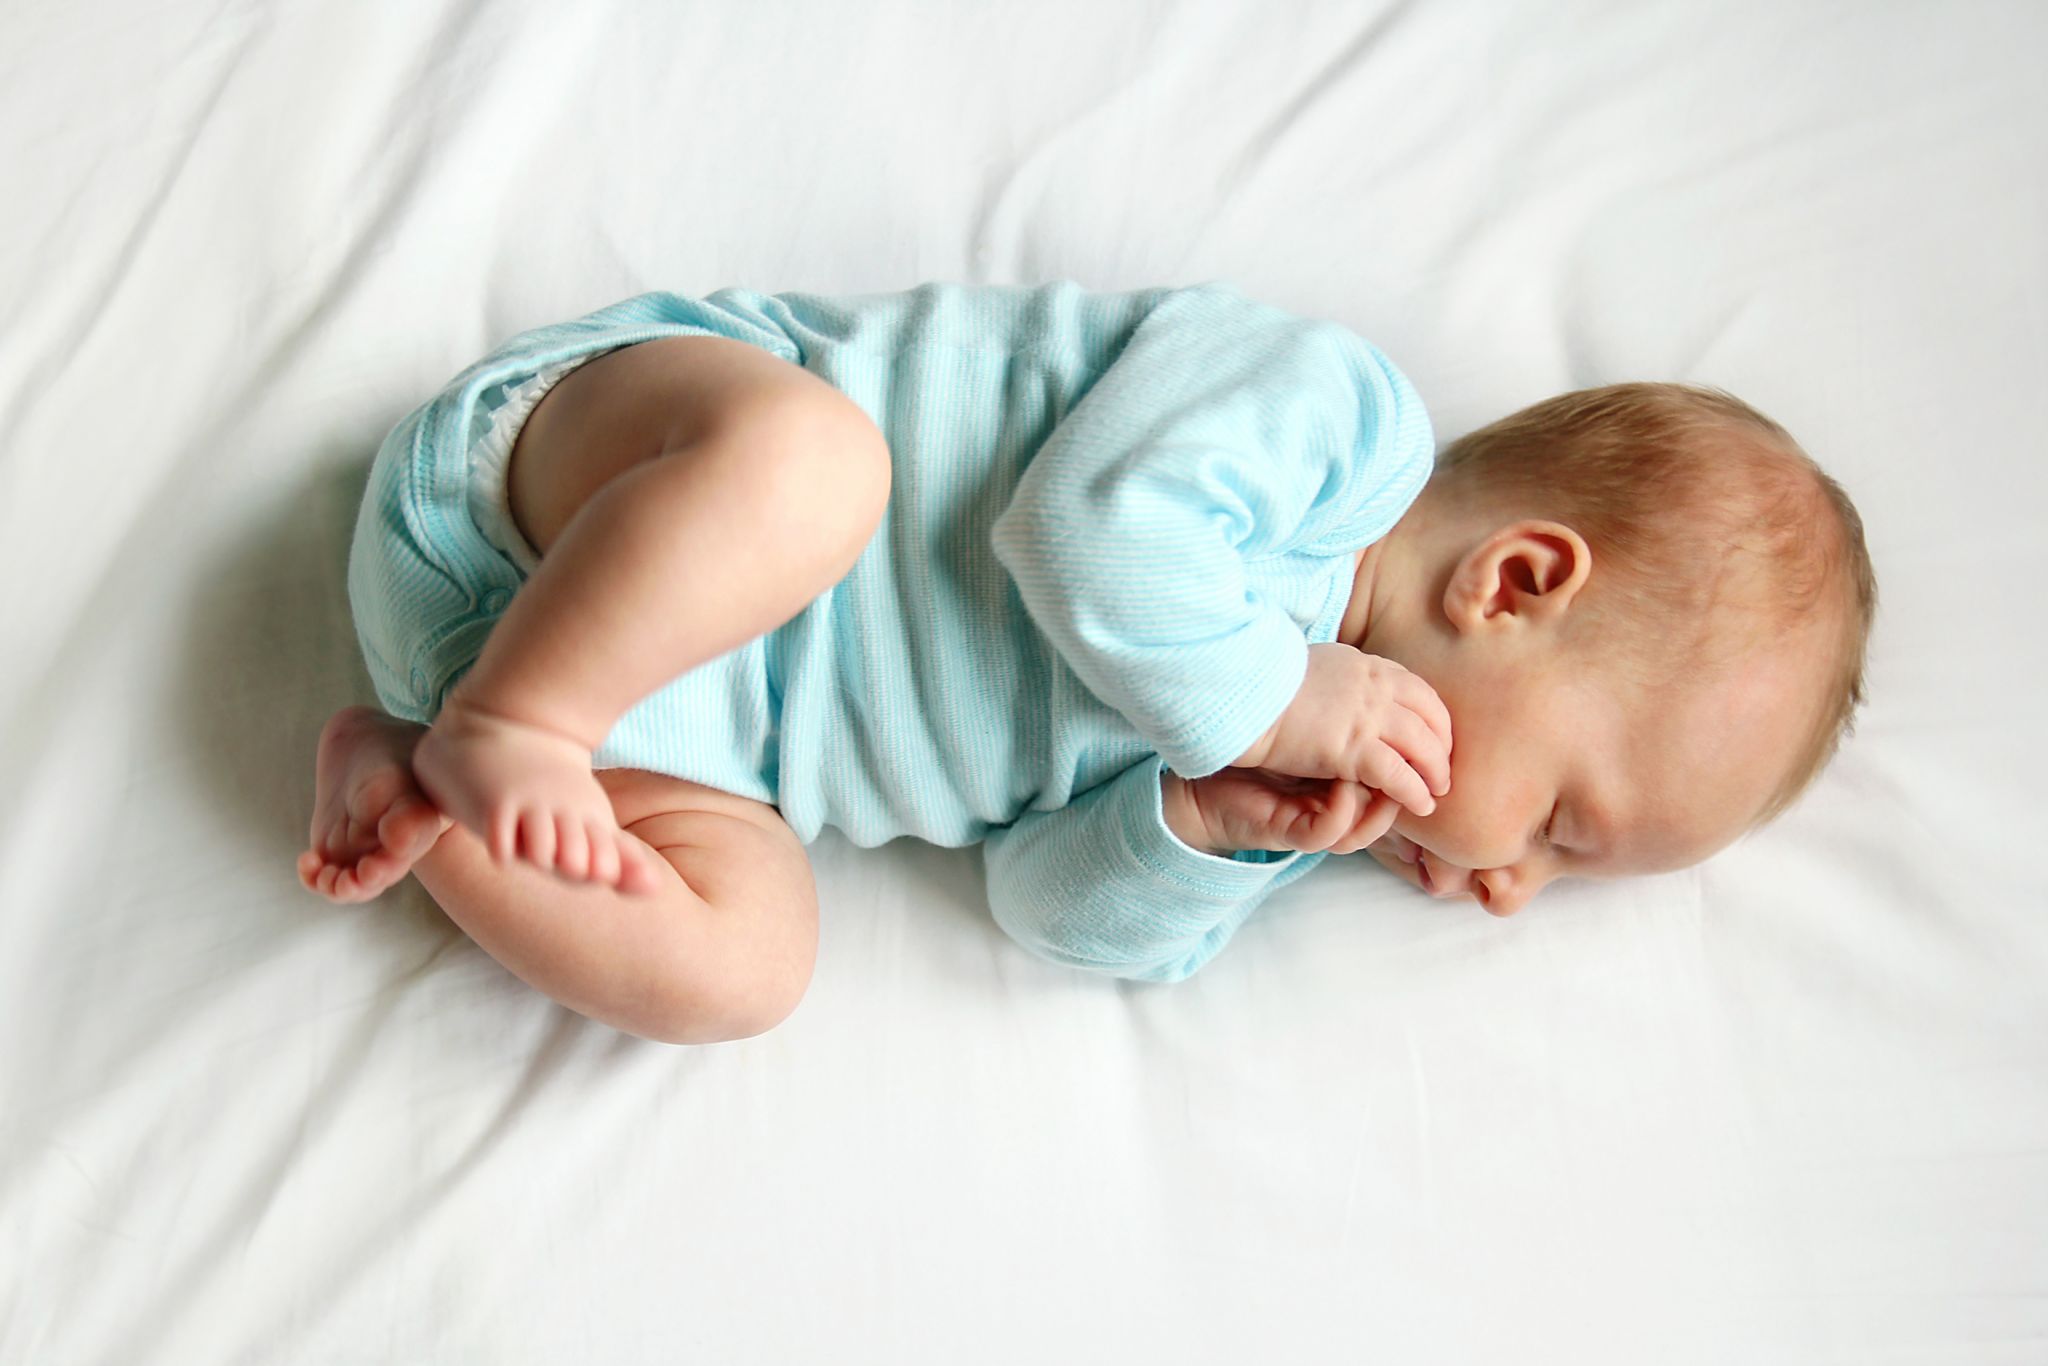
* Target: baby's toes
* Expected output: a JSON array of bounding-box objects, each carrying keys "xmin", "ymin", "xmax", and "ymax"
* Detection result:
[
  {"xmin": 516, "ymin": 807, "xmax": 558, "ymax": 869},
  {"xmin": 553, "ymin": 814, "xmax": 591, "ymax": 881},
  {"xmin": 340, "ymin": 846, "xmax": 407, "ymax": 901},
  {"xmin": 312, "ymin": 855, "xmax": 370, "ymax": 903},
  {"xmin": 616, "ymin": 841, "xmax": 666, "ymax": 897},
  {"xmin": 585, "ymin": 820, "xmax": 621, "ymax": 887},
  {"xmin": 486, "ymin": 803, "xmax": 525, "ymax": 866},
  {"xmin": 376, "ymin": 795, "xmax": 446, "ymax": 864}
]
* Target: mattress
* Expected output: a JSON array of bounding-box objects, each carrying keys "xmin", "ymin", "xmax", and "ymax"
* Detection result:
[{"xmin": 2, "ymin": 2, "xmax": 2043, "ymax": 1361}]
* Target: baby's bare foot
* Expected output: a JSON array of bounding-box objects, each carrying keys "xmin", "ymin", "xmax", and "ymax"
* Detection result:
[
  {"xmin": 410, "ymin": 692, "xmax": 664, "ymax": 896},
  {"xmin": 300, "ymin": 706, "xmax": 456, "ymax": 903}
]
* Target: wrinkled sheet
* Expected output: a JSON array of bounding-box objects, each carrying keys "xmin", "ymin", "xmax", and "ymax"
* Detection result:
[{"xmin": 2, "ymin": 2, "xmax": 2043, "ymax": 1362}]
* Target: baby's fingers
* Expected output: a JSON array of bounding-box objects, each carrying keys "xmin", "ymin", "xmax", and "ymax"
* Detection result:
[
  {"xmin": 1359, "ymin": 739, "xmax": 1436, "ymax": 817},
  {"xmin": 1383, "ymin": 707, "xmax": 1451, "ymax": 798},
  {"xmin": 1398, "ymin": 669, "xmax": 1454, "ymax": 753},
  {"xmin": 1331, "ymin": 789, "xmax": 1400, "ymax": 855}
]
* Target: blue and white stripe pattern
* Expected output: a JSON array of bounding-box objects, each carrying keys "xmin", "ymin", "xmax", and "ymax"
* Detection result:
[{"xmin": 349, "ymin": 280, "xmax": 1433, "ymax": 980}]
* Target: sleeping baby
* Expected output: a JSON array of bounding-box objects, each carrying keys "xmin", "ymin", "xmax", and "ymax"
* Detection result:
[{"xmin": 298, "ymin": 281, "xmax": 1876, "ymax": 1044}]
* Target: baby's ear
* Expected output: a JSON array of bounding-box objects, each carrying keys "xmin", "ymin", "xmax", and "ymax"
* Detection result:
[{"xmin": 1444, "ymin": 520, "xmax": 1592, "ymax": 630}]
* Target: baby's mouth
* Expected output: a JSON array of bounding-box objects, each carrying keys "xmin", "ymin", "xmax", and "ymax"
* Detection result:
[{"xmin": 1378, "ymin": 831, "xmax": 1439, "ymax": 893}]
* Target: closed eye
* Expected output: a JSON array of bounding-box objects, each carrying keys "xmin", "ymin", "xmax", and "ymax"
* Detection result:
[{"xmin": 1536, "ymin": 805, "xmax": 1557, "ymax": 849}]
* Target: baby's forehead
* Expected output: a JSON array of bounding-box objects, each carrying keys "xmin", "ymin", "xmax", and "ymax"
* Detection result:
[{"xmin": 1613, "ymin": 652, "xmax": 1815, "ymax": 847}]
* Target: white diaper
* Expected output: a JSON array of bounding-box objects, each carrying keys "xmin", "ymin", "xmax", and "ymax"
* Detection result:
[{"xmin": 465, "ymin": 359, "xmax": 589, "ymax": 578}]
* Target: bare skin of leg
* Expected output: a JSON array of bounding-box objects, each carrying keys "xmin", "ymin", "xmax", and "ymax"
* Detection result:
[
  {"xmin": 298, "ymin": 336, "xmax": 891, "ymax": 1036},
  {"xmin": 301, "ymin": 337, "xmax": 888, "ymax": 901},
  {"xmin": 407, "ymin": 351, "xmax": 891, "ymax": 896},
  {"xmin": 299, "ymin": 705, "xmax": 821, "ymax": 1042}
]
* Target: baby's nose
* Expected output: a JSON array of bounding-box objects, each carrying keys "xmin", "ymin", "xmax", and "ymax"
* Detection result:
[{"xmin": 1472, "ymin": 868, "xmax": 1537, "ymax": 917}]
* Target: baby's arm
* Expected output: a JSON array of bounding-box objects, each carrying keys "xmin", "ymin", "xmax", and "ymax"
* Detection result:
[
  {"xmin": 985, "ymin": 660, "xmax": 1429, "ymax": 980},
  {"xmin": 983, "ymin": 755, "xmax": 1314, "ymax": 983},
  {"xmin": 991, "ymin": 284, "xmax": 1431, "ymax": 783}
]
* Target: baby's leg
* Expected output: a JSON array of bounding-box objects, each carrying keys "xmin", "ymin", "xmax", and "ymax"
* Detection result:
[
  {"xmin": 411, "ymin": 336, "xmax": 893, "ymax": 892},
  {"xmin": 411, "ymin": 762, "xmax": 822, "ymax": 1043},
  {"xmin": 299, "ymin": 708, "xmax": 818, "ymax": 1042}
]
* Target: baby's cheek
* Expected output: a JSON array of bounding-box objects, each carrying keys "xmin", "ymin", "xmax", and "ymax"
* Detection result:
[{"xmin": 1413, "ymin": 791, "xmax": 1496, "ymax": 867}]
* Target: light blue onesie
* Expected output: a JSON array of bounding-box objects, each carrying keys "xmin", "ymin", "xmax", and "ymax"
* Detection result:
[{"xmin": 348, "ymin": 280, "xmax": 1433, "ymax": 982}]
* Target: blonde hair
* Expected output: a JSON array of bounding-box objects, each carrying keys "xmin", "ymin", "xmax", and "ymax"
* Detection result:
[{"xmin": 1423, "ymin": 383, "xmax": 1877, "ymax": 826}]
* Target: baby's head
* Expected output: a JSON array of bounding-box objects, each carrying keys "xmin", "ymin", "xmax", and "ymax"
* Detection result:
[{"xmin": 1357, "ymin": 382, "xmax": 1877, "ymax": 914}]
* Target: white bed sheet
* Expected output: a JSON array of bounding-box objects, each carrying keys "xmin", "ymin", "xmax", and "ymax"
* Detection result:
[{"xmin": 2, "ymin": 2, "xmax": 2044, "ymax": 1362}]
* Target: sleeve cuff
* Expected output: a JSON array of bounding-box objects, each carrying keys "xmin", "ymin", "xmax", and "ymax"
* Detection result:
[
  {"xmin": 1123, "ymin": 755, "xmax": 1307, "ymax": 892},
  {"xmin": 982, "ymin": 754, "xmax": 1327, "ymax": 984}
]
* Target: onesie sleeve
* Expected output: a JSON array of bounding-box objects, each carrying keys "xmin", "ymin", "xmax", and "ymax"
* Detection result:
[
  {"xmin": 989, "ymin": 283, "xmax": 1432, "ymax": 781},
  {"xmin": 980, "ymin": 754, "xmax": 1328, "ymax": 983}
]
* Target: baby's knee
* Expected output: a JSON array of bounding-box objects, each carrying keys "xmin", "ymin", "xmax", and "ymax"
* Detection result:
[
  {"xmin": 634, "ymin": 947, "xmax": 813, "ymax": 1045},
  {"xmin": 628, "ymin": 827, "xmax": 820, "ymax": 1045}
]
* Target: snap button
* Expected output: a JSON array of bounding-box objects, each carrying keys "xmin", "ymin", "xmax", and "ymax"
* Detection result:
[{"xmin": 482, "ymin": 588, "xmax": 512, "ymax": 613}]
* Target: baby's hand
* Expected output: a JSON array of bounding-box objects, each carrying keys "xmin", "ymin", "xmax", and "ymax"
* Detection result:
[
  {"xmin": 1169, "ymin": 767, "xmax": 1402, "ymax": 857},
  {"xmin": 1231, "ymin": 643, "xmax": 1452, "ymax": 818}
]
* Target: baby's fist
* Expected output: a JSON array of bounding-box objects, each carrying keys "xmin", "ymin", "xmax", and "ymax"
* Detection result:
[{"xmin": 1166, "ymin": 768, "xmax": 1401, "ymax": 858}]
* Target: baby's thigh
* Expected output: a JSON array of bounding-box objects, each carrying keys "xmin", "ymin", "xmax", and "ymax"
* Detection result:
[
  {"xmin": 506, "ymin": 333, "xmax": 862, "ymax": 558},
  {"xmin": 596, "ymin": 765, "xmax": 796, "ymax": 842},
  {"xmin": 594, "ymin": 767, "xmax": 820, "ymax": 1023}
]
